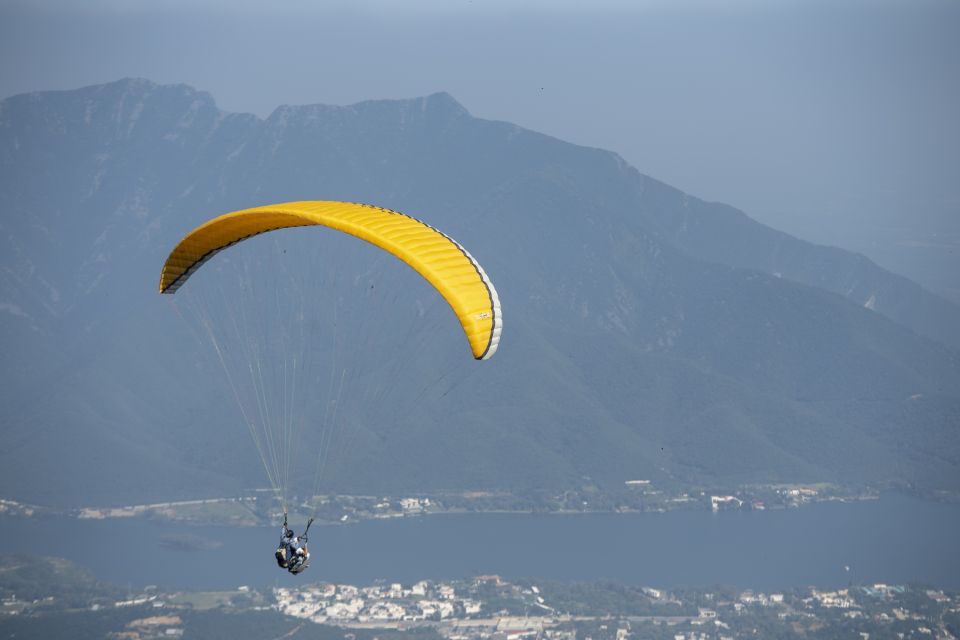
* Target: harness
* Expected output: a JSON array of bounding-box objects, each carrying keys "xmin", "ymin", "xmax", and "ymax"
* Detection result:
[
  {"xmin": 275, "ymin": 543, "xmax": 310, "ymax": 572},
  {"xmin": 276, "ymin": 515, "xmax": 313, "ymax": 574}
]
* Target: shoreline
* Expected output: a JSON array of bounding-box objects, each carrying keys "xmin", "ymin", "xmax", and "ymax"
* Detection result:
[{"xmin": 1, "ymin": 483, "xmax": 946, "ymax": 528}]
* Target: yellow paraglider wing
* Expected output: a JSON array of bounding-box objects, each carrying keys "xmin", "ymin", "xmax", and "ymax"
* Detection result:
[{"xmin": 159, "ymin": 201, "xmax": 502, "ymax": 360}]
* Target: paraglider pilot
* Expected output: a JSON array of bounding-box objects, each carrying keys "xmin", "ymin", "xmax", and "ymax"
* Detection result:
[{"xmin": 276, "ymin": 513, "xmax": 313, "ymax": 575}]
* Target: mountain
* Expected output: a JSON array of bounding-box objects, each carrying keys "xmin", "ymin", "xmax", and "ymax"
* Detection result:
[
  {"xmin": 1, "ymin": 78, "xmax": 958, "ymax": 507},
  {"xmin": 636, "ymin": 192, "xmax": 960, "ymax": 352}
]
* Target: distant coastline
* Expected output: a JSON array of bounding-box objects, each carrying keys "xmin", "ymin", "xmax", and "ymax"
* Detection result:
[{"xmin": 2, "ymin": 482, "xmax": 943, "ymax": 528}]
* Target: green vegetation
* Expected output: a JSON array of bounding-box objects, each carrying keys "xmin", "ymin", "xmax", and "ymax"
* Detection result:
[
  {"xmin": 519, "ymin": 580, "xmax": 694, "ymax": 616},
  {"xmin": 0, "ymin": 607, "xmax": 152, "ymax": 640},
  {"xmin": 165, "ymin": 590, "xmax": 251, "ymax": 611},
  {"xmin": 0, "ymin": 555, "xmax": 120, "ymax": 609}
]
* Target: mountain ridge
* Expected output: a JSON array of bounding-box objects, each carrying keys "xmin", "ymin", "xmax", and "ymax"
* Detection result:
[{"xmin": 1, "ymin": 78, "xmax": 958, "ymax": 507}]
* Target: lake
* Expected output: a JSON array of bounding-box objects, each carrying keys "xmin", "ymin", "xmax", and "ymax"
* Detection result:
[{"xmin": 0, "ymin": 493, "xmax": 957, "ymax": 591}]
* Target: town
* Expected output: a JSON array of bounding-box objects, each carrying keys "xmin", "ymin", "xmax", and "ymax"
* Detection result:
[
  {"xmin": 3, "ymin": 556, "xmax": 959, "ymax": 640},
  {"xmin": 270, "ymin": 577, "xmax": 960, "ymax": 640}
]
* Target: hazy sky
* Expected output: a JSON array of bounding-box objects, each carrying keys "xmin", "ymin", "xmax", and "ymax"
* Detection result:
[{"xmin": 3, "ymin": 0, "xmax": 959, "ymax": 299}]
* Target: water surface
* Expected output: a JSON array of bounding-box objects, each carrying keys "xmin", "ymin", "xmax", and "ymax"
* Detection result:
[{"xmin": 1, "ymin": 493, "xmax": 956, "ymax": 591}]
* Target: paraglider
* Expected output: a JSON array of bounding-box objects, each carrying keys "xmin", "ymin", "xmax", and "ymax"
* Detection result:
[
  {"xmin": 160, "ymin": 200, "xmax": 502, "ymax": 576},
  {"xmin": 276, "ymin": 513, "xmax": 313, "ymax": 574},
  {"xmin": 160, "ymin": 200, "xmax": 502, "ymax": 359}
]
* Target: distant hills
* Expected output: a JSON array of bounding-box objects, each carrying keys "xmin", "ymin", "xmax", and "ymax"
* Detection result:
[{"xmin": 1, "ymin": 79, "xmax": 958, "ymax": 507}]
